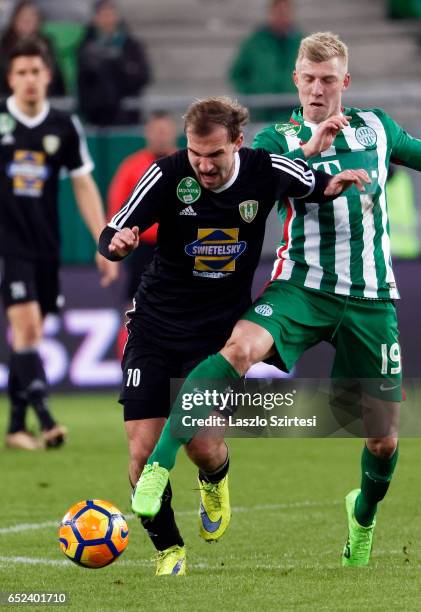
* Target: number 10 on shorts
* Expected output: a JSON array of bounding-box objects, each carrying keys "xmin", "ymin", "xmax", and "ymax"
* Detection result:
[
  {"xmin": 126, "ymin": 368, "xmax": 141, "ymax": 387},
  {"xmin": 381, "ymin": 343, "xmax": 401, "ymax": 375}
]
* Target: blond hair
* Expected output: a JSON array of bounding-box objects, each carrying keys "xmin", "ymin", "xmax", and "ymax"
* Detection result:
[
  {"xmin": 184, "ymin": 96, "xmax": 249, "ymax": 142},
  {"xmin": 296, "ymin": 32, "xmax": 348, "ymax": 69}
]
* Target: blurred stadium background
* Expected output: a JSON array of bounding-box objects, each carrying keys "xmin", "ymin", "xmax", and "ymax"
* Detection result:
[{"xmin": 0, "ymin": 0, "xmax": 419, "ymax": 392}]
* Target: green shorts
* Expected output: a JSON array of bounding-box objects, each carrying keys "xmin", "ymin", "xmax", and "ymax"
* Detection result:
[{"xmin": 243, "ymin": 281, "xmax": 402, "ymax": 402}]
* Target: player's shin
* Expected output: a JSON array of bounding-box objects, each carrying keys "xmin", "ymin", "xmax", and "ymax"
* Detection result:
[
  {"xmin": 140, "ymin": 480, "xmax": 184, "ymax": 551},
  {"xmin": 147, "ymin": 353, "xmax": 240, "ymax": 471},
  {"xmin": 198, "ymin": 453, "xmax": 230, "ymax": 484},
  {"xmin": 10, "ymin": 349, "xmax": 55, "ymax": 429},
  {"xmin": 355, "ymin": 443, "xmax": 399, "ymax": 526},
  {"xmin": 7, "ymin": 363, "xmax": 28, "ymax": 433}
]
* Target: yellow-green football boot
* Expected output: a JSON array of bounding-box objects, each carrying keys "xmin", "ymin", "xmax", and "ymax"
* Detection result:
[
  {"xmin": 342, "ymin": 488, "xmax": 376, "ymax": 567},
  {"xmin": 156, "ymin": 545, "xmax": 186, "ymax": 576},
  {"xmin": 132, "ymin": 462, "xmax": 169, "ymax": 518},
  {"xmin": 198, "ymin": 474, "xmax": 231, "ymax": 542}
]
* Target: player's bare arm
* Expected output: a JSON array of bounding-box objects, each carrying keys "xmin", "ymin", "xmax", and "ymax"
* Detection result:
[
  {"xmin": 71, "ymin": 173, "xmax": 119, "ymax": 286},
  {"xmin": 301, "ymin": 114, "xmax": 351, "ymax": 158}
]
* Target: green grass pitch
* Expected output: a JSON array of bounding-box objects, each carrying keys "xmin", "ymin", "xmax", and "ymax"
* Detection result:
[{"xmin": 1, "ymin": 394, "xmax": 420, "ymax": 611}]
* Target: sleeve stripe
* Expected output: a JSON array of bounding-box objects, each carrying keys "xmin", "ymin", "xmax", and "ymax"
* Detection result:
[
  {"xmin": 70, "ymin": 115, "xmax": 94, "ymax": 172},
  {"xmin": 271, "ymin": 162, "xmax": 315, "ymax": 198},
  {"xmin": 126, "ymin": 163, "xmax": 162, "ymax": 208},
  {"xmin": 270, "ymin": 155, "xmax": 314, "ymax": 182},
  {"xmin": 110, "ymin": 164, "xmax": 162, "ymax": 227},
  {"xmin": 270, "ymin": 154, "xmax": 316, "ymax": 198},
  {"xmin": 69, "ymin": 162, "xmax": 94, "ymax": 177},
  {"xmin": 109, "ymin": 170, "xmax": 163, "ymax": 229},
  {"xmin": 270, "ymin": 153, "xmax": 310, "ymax": 175},
  {"xmin": 270, "ymin": 153, "xmax": 309, "ymax": 170},
  {"xmin": 271, "ymin": 162, "xmax": 314, "ymax": 186}
]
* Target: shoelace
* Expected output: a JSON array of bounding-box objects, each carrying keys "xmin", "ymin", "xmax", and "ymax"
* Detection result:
[
  {"xmin": 353, "ymin": 525, "xmax": 374, "ymax": 561},
  {"xmin": 138, "ymin": 464, "xmax": 167, "ymax": 496},
  {"xmin": 156, "ymin": 546, "xmax": 182, "ymax": 565},
  {"xmin": 200, "ymin": 481, "xmax": 221, "ymax": 513}
]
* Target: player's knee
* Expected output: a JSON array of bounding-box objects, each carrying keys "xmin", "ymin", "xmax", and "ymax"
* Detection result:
[
  {"xmin": 15, "ymin": 321, "xmax": 42, "ymax": 347},
  {"xmin": 187, "ymin": 436, "xmax": 226, "ymax": 467},
  {"xmin": 222, "ymin": 338, "xmax": 256, "ymax": 375},
  {"xmin": 366, "ymin": 437, "xmax": 398, "ymax": 459}
]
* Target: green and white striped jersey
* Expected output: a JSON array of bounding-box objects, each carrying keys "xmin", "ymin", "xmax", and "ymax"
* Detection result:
[{"xmin": 253, "ymin": 107, "xmax": 421, "ymax": 299}]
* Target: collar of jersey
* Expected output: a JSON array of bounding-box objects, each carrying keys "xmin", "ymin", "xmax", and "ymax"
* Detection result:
[
  {"xmin": 291, "ymin": 107, "xmax": 351, "ymax": 127},
  {"xmin": 210, "ymin": 151, "xmax": 240, "ymax": 193},
  {"xmin": 7, "ymin": 96, "xmax": 51, "ymax": 129}
]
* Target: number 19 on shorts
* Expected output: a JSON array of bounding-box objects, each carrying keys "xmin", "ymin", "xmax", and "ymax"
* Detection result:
[{"xmin": 381, "ymin": 343, "xmax": 401, "ymax": 375}]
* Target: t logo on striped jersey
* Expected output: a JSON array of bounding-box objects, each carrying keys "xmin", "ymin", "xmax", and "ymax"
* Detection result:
[{"xmin": 312, "ymin": 159, "xmax": 342, "ymax": 175}]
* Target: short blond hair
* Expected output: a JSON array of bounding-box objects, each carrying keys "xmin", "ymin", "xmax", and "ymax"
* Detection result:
[{"xmin": 296, "ymin": 32, "xmax": 348, "ymax": 69}]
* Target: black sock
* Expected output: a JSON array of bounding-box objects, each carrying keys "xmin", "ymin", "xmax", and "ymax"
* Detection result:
[
  {"xmin": 10, "ymin": 350, "xmax": 56, "ymax": 430},
  {"xmin": 199, "ymin": 454, "xmax": 230, "ymax": 484},
  {"xmin": 7, "ymin": 357, "xmax": 28, "ymax": 433},
  {"xmin": 140, "ymin": 480, "xmax": 184, "ymax": 551}
]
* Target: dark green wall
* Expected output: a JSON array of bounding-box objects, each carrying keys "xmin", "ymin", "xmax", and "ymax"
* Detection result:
[{"xmin": 59, "ymin": 132, "xmax": 186, "ymax": 263}]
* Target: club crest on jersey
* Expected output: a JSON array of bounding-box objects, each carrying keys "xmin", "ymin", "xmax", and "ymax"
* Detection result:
[
  {"xmin": 239, "ymin": 200, "xmax": 259, "ymax": 223},
  {"xmin": 177, "ymin": 176, "xmax": 201, "ymax": 204},
  {"xmin": 255, "ymin": 304, "xmax": 273, "ymax": 317},
  {"xmin": 355, "ymin": 126, "xmax": 377, "ymax": 148},
  {"xmin": 0, "ymin": 113, "xmax": 16, "ymax": 135},
  {"xmin": 185, "ymin": 228, "xmax": 247, "ymax": 276},
  {"xmin": 275, "ymin": 123, "xmax": 301, "ymax": 137},
  {"xmin": 43, "ymin": 135, "xmax": 61, "ymax": 155}
]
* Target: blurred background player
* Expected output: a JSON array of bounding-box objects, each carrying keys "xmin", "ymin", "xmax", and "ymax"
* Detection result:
[
  {"xmin": 0, "ymin": 38, "xmax": 117, "ymax": 450},
  {"xmin": 77, "ymin": 0, "xmax": 151, "ymax": 126},
  {"xmin": 229, "ymin": 0, "xmax": 303, "ymax": 122},
  {"xmin": 0, "ymin": 0, "xmax": 65, "ymax": 97},
  {"xmin": 107, "ymin": 111, "xmax": 178, "ymax": 359}
]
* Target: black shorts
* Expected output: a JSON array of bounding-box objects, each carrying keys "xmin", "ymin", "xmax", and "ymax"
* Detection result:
[
  {"xmin": 0, "ymin": 255, "xmax": 62, "ymax": 315},
  {"xmin": 120, "ymin": 329, "xmax": 231, "ymax": 421},
  {"xmin": 124, "ymin": 243, "xmax": 155, "ymax": 301}
]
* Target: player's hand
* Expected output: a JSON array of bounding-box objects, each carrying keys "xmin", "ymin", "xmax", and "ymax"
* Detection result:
[
  {"xmin": 301, "ymin": 115, "xmax": 351, "ymax": 158},
  {"xmin": 108, "ymin": 226, "xmax": 140, "ymax": 258},
  {"xmin": 95, "ymin": 253, "xmax": 119, "ymax": 287},
  {"xmin": 324, "ymin": 169, "xmax": 371, "ymax": 197}
]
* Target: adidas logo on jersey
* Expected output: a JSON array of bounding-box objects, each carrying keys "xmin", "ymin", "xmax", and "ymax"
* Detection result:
[
  {"xmin": 179, "ymin": 205, "xmax": 197, "ymax": 216},
  {"xmin": 1, "ymin": 133, "xmax": 15, "ymax": 145}
]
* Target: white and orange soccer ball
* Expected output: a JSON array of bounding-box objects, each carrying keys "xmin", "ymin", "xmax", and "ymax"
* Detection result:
[{"xmin": 58, "ymin": 499, "xmax": 129, "ymax": 568}]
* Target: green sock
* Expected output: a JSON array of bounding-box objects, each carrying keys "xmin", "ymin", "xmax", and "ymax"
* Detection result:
[
  {"xmin": 355, "ymin": 444, "xmax": 398, "ymax": 527},
  {"xmin": 148, "ymin": 353, "xmax": 240, "ymax": 471}
]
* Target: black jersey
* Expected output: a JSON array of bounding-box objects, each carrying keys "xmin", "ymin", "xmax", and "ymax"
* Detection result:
[
  {"xmin": 0, "ymin": 96, "xmax": 93, "ymax": 260},
  {"xmin": 99, "ymin": 147, "xmax": 331, "ymax": 346}
]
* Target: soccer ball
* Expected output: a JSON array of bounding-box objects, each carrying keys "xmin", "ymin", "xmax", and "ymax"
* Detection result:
[{"xmin": 58, "ymin": 499, "xmax": 129, "ymax": 568}]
